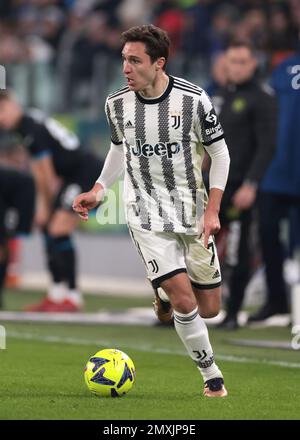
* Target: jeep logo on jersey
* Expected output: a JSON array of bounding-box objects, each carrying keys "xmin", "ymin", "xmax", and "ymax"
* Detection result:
[{"xmin": 132, "ymin": 140, "xmax": 180, "ymax": 159}]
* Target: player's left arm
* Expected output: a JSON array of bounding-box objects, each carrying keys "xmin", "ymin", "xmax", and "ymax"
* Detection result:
[
  {"xmin": 203, "ymin": 139, "xmax": 230, "ymax": 247},
  {"xmin": 195, "ymin": 91, "xmax": 230, "ymax": 246}
]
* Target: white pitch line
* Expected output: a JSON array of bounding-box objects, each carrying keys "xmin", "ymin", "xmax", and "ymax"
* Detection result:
[{"xmin": 6, "ymin": 331, "xmax": 300, "ymax": 370}]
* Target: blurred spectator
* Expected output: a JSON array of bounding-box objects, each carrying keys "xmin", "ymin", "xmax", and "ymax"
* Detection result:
[
  {"xmin": 206, "ymin": 52, "xmax": 227, "ymax": 96},
  {"xmin": 289, "ymin": 0, "xmax": 300, "ymax": 29},
  {"xmin": 117, "ymin": 0, "xmax": 150, "ymax": 28},
  {"xmin": 66, "ymin": 12, "xmax": 117, "ymax": 109},
  {"xmin": 248, "ymin": 45, "xmax": 300, "ymax": 322},
  {"xmin": 0, "ymin": 0, "xmax": 12, "ymax": 19},
  {"xmin": 152, "ymin": 1, "xmax": 185, "ymax": 57},
  {"xmin": 0, "ymin": 0, "xmax": 297, "ymax": 113},
  {"xmin": 213, "ymin": 41, "xmax": 277, "ymax": 329},
  {"xmin": 268, "ymin": 3, "xmax": 297, "ymax": 68},
  {"xmin": 181, "ymin": 0, "xmax": 213, "ymax": 59},
  {"xmin": 208, "ymin": 4, "xmax": 239, "ymax": 57},
  {"xmin": 0, "ymin": 132, "xmax": 35, "ymax": 308}
]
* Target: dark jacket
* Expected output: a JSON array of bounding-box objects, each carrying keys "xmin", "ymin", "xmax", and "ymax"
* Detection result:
[{"xmin": 212, "ymin": 78, "xmax": 278, "ymax": 185}]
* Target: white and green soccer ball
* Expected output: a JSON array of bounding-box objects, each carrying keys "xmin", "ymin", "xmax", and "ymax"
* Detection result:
[{"xmin": 84, "ymin": 348, "xmax": 136, "ymax": 397}]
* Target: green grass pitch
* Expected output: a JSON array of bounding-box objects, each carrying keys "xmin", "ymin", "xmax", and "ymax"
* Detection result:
[{"xmin": 0, "ymin": 290, "xmax": 299, "ymax": 420}]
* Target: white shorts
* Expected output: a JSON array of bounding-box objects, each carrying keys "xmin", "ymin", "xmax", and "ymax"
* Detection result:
[{"xmin": 128, "ymin": 225, "xmax": 221, "ymax": 290}]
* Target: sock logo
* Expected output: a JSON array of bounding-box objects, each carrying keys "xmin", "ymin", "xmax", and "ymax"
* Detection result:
[
  {"xmin": 193, "ymin": 349, "xmax": 207, "ymax": 361},
  {"xmin": 197, "ymin": 355, "xmax": 215, "ymax": 369}
]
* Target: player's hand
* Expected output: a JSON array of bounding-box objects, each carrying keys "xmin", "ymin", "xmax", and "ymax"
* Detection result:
[
  {"xmin": 232, "ymin": 183, "xmax": 257, "ymax": 211},
  {"xmin": 72, "ymin": 183, "xmax": 104, "ymax": 221},
  {"xmin": 199, "ymin": 209, "xmax": 221, "ymax": 248}
]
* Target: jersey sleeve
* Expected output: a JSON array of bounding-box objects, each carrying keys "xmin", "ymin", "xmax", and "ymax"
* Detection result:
[
  {"xmin": 195, "ymin": 91, "xmax": 224, "ymax": 146},
  {"xmin": 24, "ymin": 119, "xmax": 52, "ymax": 160},
  {"xmin": 105, "ymin": 98, "xmax": 123, "ymax": 145}
]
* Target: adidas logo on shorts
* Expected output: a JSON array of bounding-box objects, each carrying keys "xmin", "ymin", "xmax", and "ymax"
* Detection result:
[{"xmin": 212, "ymin": 269, "xmax": 220, "ymax": 279}]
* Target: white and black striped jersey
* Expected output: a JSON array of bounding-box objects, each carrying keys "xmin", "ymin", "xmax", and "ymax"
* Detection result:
[{"xmin": 105, "ymin": 75, "xmax": 224, "ymax": 234}]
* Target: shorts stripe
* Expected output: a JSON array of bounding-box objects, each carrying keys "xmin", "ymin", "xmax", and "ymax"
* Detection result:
[
  {"xmin": 190, "ymin": 280, "xmax": 222, "ymax": 290},
  {"xmin": 152, "ymin": 268, "xmax": 187, "ymax": 289}
]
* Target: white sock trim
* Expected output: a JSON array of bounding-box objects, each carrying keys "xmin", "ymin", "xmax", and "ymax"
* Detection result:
[{"xmin": 173, "ymin": 307, "xmax": 198, "ymax": 319}]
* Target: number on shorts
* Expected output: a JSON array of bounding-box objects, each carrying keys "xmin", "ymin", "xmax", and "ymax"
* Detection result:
[{"xmin": 207, "ymin": 242, "xmax": 215, "ymax": 266}]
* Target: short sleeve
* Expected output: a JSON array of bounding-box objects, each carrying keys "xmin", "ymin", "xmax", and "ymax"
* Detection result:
[
  {"xmin": 105, "ymin": 98, "xmax": 123, "ymax": 145},
  {"xmin": 195, "ymin": 91, "xmax": 224, "ymax": 146},
  {"xmin": 22, "ymin": 117, "xmax": 52, "ymax": 160}
]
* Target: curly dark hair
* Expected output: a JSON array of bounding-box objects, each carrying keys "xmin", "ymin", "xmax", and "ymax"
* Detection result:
[{"xmin": 121, "ymin": 24, "xmax": 170, "ymax": 70}]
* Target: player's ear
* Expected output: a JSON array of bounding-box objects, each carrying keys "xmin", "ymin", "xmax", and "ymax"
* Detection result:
[{"xmin": 156, "ymin": 57, "xmax": 166, "ymax": 71}]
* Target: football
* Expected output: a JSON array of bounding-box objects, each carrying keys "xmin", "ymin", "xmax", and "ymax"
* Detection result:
[{"xmin": 84, "ymin": 348, "xmax": 136, "ymax": 397}]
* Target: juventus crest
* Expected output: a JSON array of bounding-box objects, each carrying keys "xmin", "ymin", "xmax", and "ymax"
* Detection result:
[{"xmin": 171, "ymin": 112, "xmax": 181, "ymax": 129}]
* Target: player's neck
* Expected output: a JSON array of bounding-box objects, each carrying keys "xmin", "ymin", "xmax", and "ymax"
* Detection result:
[{"xmin": 139, "ymin": 72, "xmax": 169, "ymax": 99}]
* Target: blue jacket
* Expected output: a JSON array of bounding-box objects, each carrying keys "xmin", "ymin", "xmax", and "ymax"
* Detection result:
[{"xmin": 261, "ymin": 53, "xmax": 300, "ymax": 196}]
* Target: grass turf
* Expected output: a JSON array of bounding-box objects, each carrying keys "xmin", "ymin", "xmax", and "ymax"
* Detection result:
[{"xmin": 0, "ymin": 290, "xmax": 299, "ymax": 419}]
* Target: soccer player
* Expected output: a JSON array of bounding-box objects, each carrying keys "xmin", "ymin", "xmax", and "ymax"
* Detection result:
[
  {"xmin": 0, "ymin": 91, "xmax": 104, "ymax": 312},
  {"xmin": 73, "ymin": 25, "xmax": 230, "ymax": 397},
  {"xmin": 0, "ymin": 145, "xmax": 35, "ymax": 308}
]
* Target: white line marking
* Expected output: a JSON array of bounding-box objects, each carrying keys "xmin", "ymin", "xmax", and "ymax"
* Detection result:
[{"xmin": 6, "ymin": 331, "xmax": 300, "ymax": 369}]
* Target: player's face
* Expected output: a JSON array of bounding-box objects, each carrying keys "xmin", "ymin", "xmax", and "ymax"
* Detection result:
[
  {"xmin": 0, "ymin": 99, "xmax": 21, "ymax": 129},
  {"xmin": 122, "ymin": 42, "xmax": 164, "ymax": 92},
  {"xmin": 225, "ymin": 47, "xmax": 257, "ymax": 84}
]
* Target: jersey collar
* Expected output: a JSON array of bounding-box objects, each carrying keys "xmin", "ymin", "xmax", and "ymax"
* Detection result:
[{"xmin": 135, "ymin": 75, "xmax": 174, "ymax": 104}]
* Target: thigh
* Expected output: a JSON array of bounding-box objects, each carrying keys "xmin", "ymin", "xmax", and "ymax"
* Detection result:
[
  {"xmin": 14, "ymin": 175, "xmax": 35, "ymax": 235},
  {"xmin": 2, "ymin": 169, "xmax": 35, "ymax": 236},
  {"xmin": 128, "ymin": 225, "xmax": 186, "ymax": 288},
  {"xmin": 183, "ymin": 234, "xmax": 222, "ymax": 290},
  {"xmin": 193, "ymin": 286, "xmax": 221, "ymax": 318},
  {"xmin": 48, "ymin": 209, "xmax": 80, "ymax": 236}
]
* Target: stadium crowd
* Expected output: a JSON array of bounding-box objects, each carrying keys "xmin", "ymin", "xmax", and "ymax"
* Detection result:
[{"xmin": 0, "ymin": 0, "xmax": 299, "ymax": 111}]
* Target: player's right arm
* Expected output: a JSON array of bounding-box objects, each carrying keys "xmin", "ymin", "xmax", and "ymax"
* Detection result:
[
  {"xmin": 73, "ymin": 98, "xmax": 124, "ymax": 221},
  {"xmin": 72, "ymin": 143, "xmax": 124, "ymax": 220}
]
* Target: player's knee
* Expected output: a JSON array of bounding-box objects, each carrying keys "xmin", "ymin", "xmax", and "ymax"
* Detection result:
[
  {"xmin": 199, "ymin": 309, "xmax": 219, "ymax": 319},
  {"xmin": 199, "ymin": 303, "xmax": 220, "ymax": 318},
  {"xmin": 160, "ymin": 276, "xmax": 197, "ymax": 313},
  {"xmin": 48, "ymin": 223, "xmax": 72, "ymax": 236},
  {"xmin": 170, "ymin": 293, "xmax": 197, "ymax": 314}
]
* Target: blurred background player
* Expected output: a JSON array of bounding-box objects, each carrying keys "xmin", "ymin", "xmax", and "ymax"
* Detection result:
[
  {"xmin": 0, "ymin": 133, "xmax": 35, "ymax": 308},
  {"xmin": 0, "ymin": 131, "xmax": 30, "ymax": 289},
  {"xmin": 212, "ymin": 41, "xmax": 277, "ymax": 329},
  {"xmin": 248, "ymin": 35, "xmax": 300, "ymax": 322},
  {"xmin": 0, "ymin": 91, "xmax": 104, "ymax": 312},
  {"xmin": 73, "ymin": 24, "xmax": 230, "ymax": 397}
]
